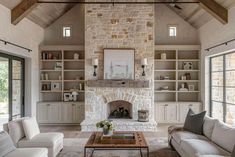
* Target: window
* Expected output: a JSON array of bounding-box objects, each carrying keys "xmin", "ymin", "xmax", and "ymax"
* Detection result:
[
  {"xmin": 0, "ymin": 52, "xmax": 25, "ymax": 130},
  {"xmin": 63, "ymin": 26, "xmax": 71, "ymax": 38},
  {"xmin": 168, "ymin": 26, "xmax": 177, "ymax": 37},
  {"xmin": 210, "ymin": 52, "xmax": 235, "ymax": 126}
]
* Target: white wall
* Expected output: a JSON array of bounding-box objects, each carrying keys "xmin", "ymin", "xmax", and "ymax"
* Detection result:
[
  {"xmin": 155, "ymin": 4, "xmax": 199, "ymax": 45},
  {"xmin": 44, "ymin": 5, "xmax": 84, "ymax": 45},
  {"xmin": 199, "ymin": 6, "xmax": 235, "ymax": 111},
  {"xmin": 0, "ymin": 4, "xmax": 44, "ymax": 117}
]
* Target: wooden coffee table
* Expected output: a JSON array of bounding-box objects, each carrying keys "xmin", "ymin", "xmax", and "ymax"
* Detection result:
[{"xmin": 84, "ymin": 131, "xmax": 149, "ymax": 157}]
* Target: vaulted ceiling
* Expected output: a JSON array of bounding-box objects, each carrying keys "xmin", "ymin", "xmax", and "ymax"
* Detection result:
[
  {"xmin": 0, "ymin": 0, "xmax": 234, "ymax": 29},
  {"xmin": 0, "ymin": 0, "xmax": 75, "ymax": 28}
]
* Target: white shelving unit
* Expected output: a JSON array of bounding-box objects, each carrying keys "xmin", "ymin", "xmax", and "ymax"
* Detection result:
[
  {"xmin": 37, "ymin": 45, "xmax": 85, "ymax": 124},
  {"xmin": 154, "ymin": 45, "xmax": 202, "ymax": 123}
]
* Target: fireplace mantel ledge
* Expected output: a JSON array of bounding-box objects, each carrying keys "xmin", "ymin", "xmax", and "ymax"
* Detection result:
[{"xmin": 87, "ymin": 80, "xmax": 150, "ymax": 88}]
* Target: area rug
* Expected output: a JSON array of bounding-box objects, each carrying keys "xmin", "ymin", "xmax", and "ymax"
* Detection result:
[{"xmin": 58, "ymin": 133, "xmax": 180, "ymax": 157}]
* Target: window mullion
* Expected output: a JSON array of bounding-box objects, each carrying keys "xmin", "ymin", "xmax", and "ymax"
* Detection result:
[{"xmin": 223, "ymin": 55, "xmax": 226, "ymax": 123}]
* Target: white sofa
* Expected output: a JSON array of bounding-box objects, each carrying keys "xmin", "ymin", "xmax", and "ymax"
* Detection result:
[
  {"xmin": 3, "ymin": 117, "xmax": 64, "ymax": 157},
  {"xmin": 5, "ymin": 148, "xmax": 48, "ymax": 157},
  {"xmin": 169, "ymin": 116, "xmax": 235, "ymax": 157}
]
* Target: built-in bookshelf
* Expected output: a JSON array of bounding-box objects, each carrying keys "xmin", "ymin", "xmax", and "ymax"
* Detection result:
[
  {"xmin": 39, "ymin": 45, "xmax": 85, "ymax": 102},
  {"xmin": 154, "ymin": 45, "xmax": 201, "ymax": 102}
]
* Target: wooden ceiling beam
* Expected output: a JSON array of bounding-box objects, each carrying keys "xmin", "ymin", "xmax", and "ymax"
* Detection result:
[
  {"xmin": 11, "ymin": 0, "xmax": 38, "ymax": 25},
  {"xmin": 198, "ymin": 0, "xmax": 228, "ymax": 24}
]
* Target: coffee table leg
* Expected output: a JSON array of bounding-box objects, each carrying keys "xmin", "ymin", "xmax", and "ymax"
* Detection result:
[
  {"xmin": 84, "ymin": 148, "xmax": 86, "ymax": 157},
  {"xmin": 140, "ymin": 148, "xmax": 143, "ymax": 157},
  {"xmin": 90, "ymin": 148, "xmax": 95, "ymax": 157},
  {"xmin": 147, "ymin": 148, "xmax": 149, "ymax": 157}
]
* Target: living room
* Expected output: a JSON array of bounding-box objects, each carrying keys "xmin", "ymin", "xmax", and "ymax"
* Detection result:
[{"xmin": 0, "ymin": 0, "xmax": 235, "ymax": 157}]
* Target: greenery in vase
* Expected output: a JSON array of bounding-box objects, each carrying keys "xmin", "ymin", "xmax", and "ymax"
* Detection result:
[{"xmin": 96, "ymin": 120, "xmax": 114, "ymax": 131}]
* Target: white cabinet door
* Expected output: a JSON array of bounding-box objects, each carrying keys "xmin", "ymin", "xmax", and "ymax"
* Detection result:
[
  {"xmin": 157, "ymin": 104, "xmax": 166, "ymax": 122},
  {"xmin": 61, "ymin": 103, "xmax": 73, "ymax": 123},
  {"xmin": 165, "ymin": 104, "xmax": 178, "ymax": 123},
  {"xmin": 37, "ymin": 103, "xmax": 60, "ymax": 123},
  {"xmin": 47, "ymin": 103, "xmax": 61, "ymax": 123},
  {"xmin": 156, "ymin": 102, "xmax": 178, "ymax": 123},
  {"xmin": 37, "ymin": 104, "xmax": 49, "ymax": 123},
  {"xmin": 72, "ymin": 103, "xmax": 85, "ymax": 123},
  {"xmin": 179, "ymin": 102, "xmax": 201, "ymax": 123}
]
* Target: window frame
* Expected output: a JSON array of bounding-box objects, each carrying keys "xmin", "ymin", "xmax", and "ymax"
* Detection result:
[
  {"xmin": 63, "ymin": 26, "xmax": 72, "ymax": 38},
  {"xmin": 168, "ymin": 25, "xmax": 177, "ymax": 37},
  {"xmin": 210, "ymin": 51, "xmax": 235, "ymax": 123}
]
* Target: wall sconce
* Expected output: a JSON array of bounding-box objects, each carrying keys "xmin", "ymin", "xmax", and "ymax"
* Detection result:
[
  {"xmin": 92, "ymin": 58, "xmax": 98, "ymax": 77},
  {"xmin": 141, "ymin": 58, "xmax": 148, "ymax": 76}
]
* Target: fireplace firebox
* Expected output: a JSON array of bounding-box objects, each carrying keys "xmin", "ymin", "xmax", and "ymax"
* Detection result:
[{"xmin": 107, "ymin": 100, "xmax": 132, "ymax": 119}]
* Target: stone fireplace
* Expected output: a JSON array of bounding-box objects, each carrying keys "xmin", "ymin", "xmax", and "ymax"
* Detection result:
[
  {"xmin": 81, "ymin": 1, "xmax": 157, "ymax": 131},
  {"xmin": 108, "ymin": 100, "xmax": 132, "ymax": 119}
]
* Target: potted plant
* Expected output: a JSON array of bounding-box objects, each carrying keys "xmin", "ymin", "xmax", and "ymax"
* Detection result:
[{"xmin": 96, "ymin": 120, "xmax": 114, "ymax": 136}]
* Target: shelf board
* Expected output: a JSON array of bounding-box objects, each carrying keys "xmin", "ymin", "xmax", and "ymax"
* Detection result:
[
  {"xmin": 64, "ymin": 70, "xmax": 84, "ymax": 72},
  {"xmin": 40, "ymin": 60, "xmax": 62, "ymax": 62},
  {"xmin": 155, "ymin": 70, "xmax": 176, "ymax": 72},
  {"xmin": 64, "ymin": 80, "xmax": 85, "ymax": 82},
  {"xmin": 155, "ymin": 91, "xmax": 176, "ymax": 93},
  {"xmin": 40, "ymin": 80, "xmax": 62, "ymax": 82},
  {"xmin": 154, "ymin": 80, "xmax": 176, "ymax": 82},
  {"xmin": 63, "ymin": 90, "xmax": 85, "ymax": 92},
  {"xmin": 178, "ymin": 80, "xmax": 199, "ymax": 82},
  {"xmin": 178, "ymin": 59, "xmax": 200, "ymax": 62},
  {"xmin": 64, "ymin": 59, "xmax": 85, "ymax": 62},
  {"xmin": 41, "ymin": 91, "xmax": 62, "ymax": 93},
  {"xmin": 178, "ymin": 70, "xmax": 199, "ymax": 72},
  {"xmin": 154, "ymin": 59, "xmax": 176, "ymax": 62},
  {"xmin": 40, "ymin": 70, "xmax": 62, "ymax": 72},
  {"xmin": 178, "ymin": 91, "xmax": 200, "ymax": 93}
]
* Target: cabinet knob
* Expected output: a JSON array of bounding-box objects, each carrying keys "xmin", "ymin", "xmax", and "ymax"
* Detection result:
[
  {"xmin": 189, "ymin": 104, "xmax": 193, "ymax": 107},
  {"xmin": 165, "ymin": 104, "xmax": 168, "ymax": 106},
  {"xmin": 47, "ymin": 104, "xmax": 50, "ymax": 106},
  {"xmin": 72, "ymin": 104, "xmax": 75, "ymax": 106}
]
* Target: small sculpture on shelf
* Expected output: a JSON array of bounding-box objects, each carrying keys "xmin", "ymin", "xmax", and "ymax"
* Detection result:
[
  {"xmin": 183, "ymin": 62, "xmax": 193, "ymax": 70},
  {"xmin": 179, "ymin": 83, "xmax": 189, "ymax": 91}
]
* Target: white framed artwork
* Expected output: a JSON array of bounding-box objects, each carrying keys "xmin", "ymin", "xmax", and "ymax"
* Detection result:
[{"xmin": 104, "ymin": 49, "xmax": 135, "ymax": 80}]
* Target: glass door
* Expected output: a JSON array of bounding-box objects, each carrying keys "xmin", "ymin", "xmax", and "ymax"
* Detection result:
[
  {"xmin": 0, "ymin": 57, "xmax": 9, "ymax": 130},
  {"xmin": 0, "ymin": 53, "xmax": 24, "ymax": 130}
]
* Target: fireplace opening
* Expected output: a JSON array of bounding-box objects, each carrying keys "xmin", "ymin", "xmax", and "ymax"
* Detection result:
[{"xmin": 107, "ymin": 100, "xmax": 132, "ymax": 119}]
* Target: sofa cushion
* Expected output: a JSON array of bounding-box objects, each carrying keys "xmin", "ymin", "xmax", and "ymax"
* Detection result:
[
  {"xmin": 211, "ymin": 121, "xmax": 235, "ymax": 152},
  {"xmin": 18, "ymin": 132, "xmax": 64, "ymax": 148},
  {"xmin": 183, "ymin": 109, "xmax": 206, "ymax": 135},
  {"xmin": 5, "ymin": 148, "xmax": 48, "ymax": 157},
  {"xmin": 203, "ymin": 116, "xmax": 218, "ymax": 140},
  {"xmin": 8, "ymin": 118, "xmax": 27, "ymax": 144},
  {"xmin": 172, "ymin": 131, "xmax": 208, "ymax": 145},
  {"xmin": 181, "ymin": 139, "xmax": 230, "ymax": 157},
  {"xmin": 0, "ymin": 131, "xmax": 16, "ymax": 157},
  {"xmin": 22, "ymin": 117, "xmax": 40, "ymax": 140}
]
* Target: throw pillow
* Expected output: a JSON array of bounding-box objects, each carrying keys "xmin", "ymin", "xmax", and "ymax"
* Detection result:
[
  {"xmin": 22, "ymin": 117, "xmax": 40, "ymax": 140},
  {"xmin": 0, "ymin": 131, "xmax": 16, "ymax": 156},
  {"xmin": 211, "ymin": 121, "xmax": 235, "ymax": 153},
  {"xmin": 183, "ymin": 108, "xmax": 206, "ymax": 135},
  {"xmin": 203, "ymin": 116, "xmax": 218, "ymax": 139},
  {"xmin": 8, "ymin": 118, "xmax": 27, "ymax": 144}
]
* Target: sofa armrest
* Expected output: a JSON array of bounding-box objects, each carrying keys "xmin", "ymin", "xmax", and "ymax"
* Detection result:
[{"xmin": 168, "ymin": 125, "xmax": 184, "ymax": 148}]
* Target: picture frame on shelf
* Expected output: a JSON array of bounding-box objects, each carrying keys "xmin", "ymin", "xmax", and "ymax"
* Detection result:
[
  {"xmin": 64, "ymin": 93, "xmax": 70, "ymax": 102},
  {"xmin": 51, "ymin": 83, "xmax": 60, "ymax": 91},
  {"xmin": 183, "ymin": 62, "xmax": 193, "ymax": 70},
  {"xmin": 188, "ymin": 84, "xmax": 195, "ymax": 91}
]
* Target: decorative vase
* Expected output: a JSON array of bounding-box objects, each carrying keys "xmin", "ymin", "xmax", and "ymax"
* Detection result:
[{"xmin": 103, "ymin": 128, "xmax": 113, "ymax": 136}]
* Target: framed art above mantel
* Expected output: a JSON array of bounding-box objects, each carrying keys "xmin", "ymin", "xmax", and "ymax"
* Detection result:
[{"xmin": 104, "ymin": 49, "xmax": 135, "ymax": 80}]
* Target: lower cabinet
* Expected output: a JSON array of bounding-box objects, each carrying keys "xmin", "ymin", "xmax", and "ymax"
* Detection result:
[
  {"xmin": 37, "ymin": 102, "xmax": 85, "ymax": 124},
  {"xmin": 155, "ymin": 102, "xmax": 201, "ymax": 123}
]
